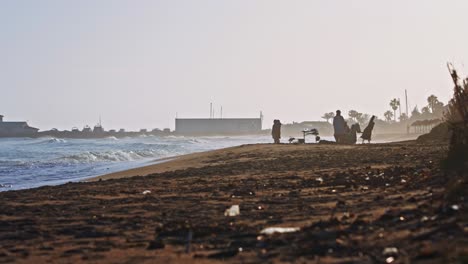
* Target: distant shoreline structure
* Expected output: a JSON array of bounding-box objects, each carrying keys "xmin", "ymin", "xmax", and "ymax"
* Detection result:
[
  {"xmin": 0, "ymin": 114, "xmax": 175, "ymax": 139},
  {"xmin": 0, "ymin": 114, "xmax": 268, "ymax": 139},
  {"xmin": 175, "ymin": 118, "xmax": 263, "ymax": 136},
  {"xmin": 0, "ymin": 115, "xmax": 39, "ymax": 137}
]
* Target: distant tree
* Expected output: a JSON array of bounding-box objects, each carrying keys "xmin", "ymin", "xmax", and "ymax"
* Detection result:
[
  {"xmin": 348, "ymin": 110, "xmax": 359, "ymax": 122},
  {"xmin": 399, "ymin": 113, "xmax": 409, "ymax": 122},
  {"xmin": 427, "ymin": 95, "xmax": 440, "ymax": 113},
  {"xmin": 411, "ymin": 106, "xmax": 421, "ymax": 119},
  {"xmin": 421, "ymin": 106, "xmax": 431, "ymax": 115},
  {"xmin": 384, "ymin": 110, "xmax": 394, "ymax": 122},
  {"xmin": 389, "ymin": 99, "xmax": 400, "ymax": 122},
  {"xmin": 432, "ymin": 101, "xmax": 445, "ymax": 117},
  {"xmin": 321, "ymin": 112, "xmax": 335, "ymax": 123},
  {"xmin": 421, "ymin": 106, "xmax": 432, "ymax": 119},
  {"xmin": 356, "ymin": 113, "xmax": 370, "ymax": 125}
]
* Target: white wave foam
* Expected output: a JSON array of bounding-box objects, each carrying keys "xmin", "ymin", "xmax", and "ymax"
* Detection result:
[
  {"xmin": 48, "ymin": 138, "xmax": 67, "ymax": 144},
  {"xmin": 59, "ymin": 149, "xmax": 163, "ymax": 163}
]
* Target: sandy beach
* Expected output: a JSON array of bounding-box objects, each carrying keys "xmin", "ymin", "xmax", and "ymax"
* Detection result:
[{"xmin": 1, "ymin": 141, "xmax": 467, "ymax": 263}]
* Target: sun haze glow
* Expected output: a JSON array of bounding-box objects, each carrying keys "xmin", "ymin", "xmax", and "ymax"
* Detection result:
[{"xmin": 1, "ymin": 0, "xmax": 467, "ymax": 131}]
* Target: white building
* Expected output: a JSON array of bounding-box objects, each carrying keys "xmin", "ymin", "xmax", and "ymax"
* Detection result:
[{"xmin": 0, "ymin": 115, "xmax": 39, "ymax": 137}]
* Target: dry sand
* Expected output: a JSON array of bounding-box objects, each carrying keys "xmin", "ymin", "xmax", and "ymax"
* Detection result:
[{"xmin": 0, "ymin": 141, "xmax": 467, "ymax": 263}]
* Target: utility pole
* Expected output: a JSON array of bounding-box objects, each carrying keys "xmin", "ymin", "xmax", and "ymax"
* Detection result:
[
  {"xmin": 405, "ymin": 91, "xmax": 409, "ymax": 134},
  {"xmin": 405, "ymin": 90, "xmax": 409, "ymax": 117},
  {"xmin": 220, "ymin": 106, "xmax": 223, "ymax": 119},
  {"xmin": 398, "ymin": 98, "xmax": 402, "ymax": 120},
  {"xmin": 210, "ymin": 103, "xmax": 212, "ymax": 119}
]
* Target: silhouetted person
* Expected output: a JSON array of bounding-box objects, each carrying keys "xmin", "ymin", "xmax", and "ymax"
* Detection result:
[
  {"xmin": 361, "ymin": 115, "xmax": 376, "ymax": 144},
  {"xmin": 344, "ymin": 121, "xmax": 350, "ymax": 134},
  {"xmin": 272, "ymin": 119, "xmax": 281, "ymax": 144},
  {"xmin": 333, "ymin": 110, "xmax": 346, "ymax": 143}
]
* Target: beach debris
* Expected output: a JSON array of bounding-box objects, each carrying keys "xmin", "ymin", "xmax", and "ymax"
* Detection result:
[
  {"xmin": 383, "ymin": 247, "xmax": 398, "ymax": 255},
  {"xmin": 260, "ymin": 227, "xmax": 300, "ymax": 235},
  {"xmin": 224, "ymin": 205, "xmax": 240, "ymax": 217},
  {"xmin": 401, "ymin": 179, "xmax": 407, "ymax": 183},
  {"xmin": 316, "ymin": 177, "xmax": 324, "ymax": 183},
  {"xmin": 451, "ymin": 204, "xmax": 460, "ymax": 211},
  {"xmin": 142, "ymin": 190, "xmax": 151, "ymax": 195},
  {"xmin": 383, "ymin": 247, "xmax": 399, "ymax": 262}
]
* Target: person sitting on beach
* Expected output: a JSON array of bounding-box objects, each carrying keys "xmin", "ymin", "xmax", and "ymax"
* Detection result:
[
  {"xmin": 333, "ymin": 110, "xmax": 346, "ymax": 143},
  {"xmin": 344, "ymin": 121, "xmax": 350, "ymax": 134},
  {"xmin": 272, "ymin": 119, "xmax": 281, "ymax": 144},
  {"xmin": 361, "ymin": 115, "xmax": 376, "ymax": 144}
]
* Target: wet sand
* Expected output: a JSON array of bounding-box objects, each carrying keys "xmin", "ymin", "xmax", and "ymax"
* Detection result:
[{"xmin": 1, "ymin": 142, "xmax": 467, "ymax": 263}]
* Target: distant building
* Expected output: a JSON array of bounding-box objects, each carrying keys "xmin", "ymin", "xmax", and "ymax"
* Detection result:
[
  {"xmin": 0, "ymin": 115, "xmax": 39, "ymax": 137},
  {"xmin": 93, "ymin": 124, "xmax": 105, "ymax": 133},
  {"xmin": 175, "ymin": 118, "xmax": 262, "ymax": 135}
]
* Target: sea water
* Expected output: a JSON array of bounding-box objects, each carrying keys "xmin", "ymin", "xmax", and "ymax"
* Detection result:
[{"xmin": 0, "ymin": 135, "xmax": 275, "ymax": 191}]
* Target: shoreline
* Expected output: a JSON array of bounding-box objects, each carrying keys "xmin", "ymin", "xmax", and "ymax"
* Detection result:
[
  {"xmin": 91, "ymin": 134, "xmax": 420, "ymax": 183},
  {"xmin": 88, "ymin": 146, "xmax": 242, "ymax": 182}
]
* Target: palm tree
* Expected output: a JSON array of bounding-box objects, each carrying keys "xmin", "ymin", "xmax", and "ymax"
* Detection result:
[
  {"xmin": 321, "ymin": 112, "xmax": 335, "ymax": 123},
  {"xmin": 427, "ymin": 95, "xmax": 439, "ymax": 113},
  {"xmin": 384, "ymin": 110, "xmax": 394, "ymax": 122},
  {"xmin": 389, "ymin": 99, "xmax": 400, "ymax": 122}
]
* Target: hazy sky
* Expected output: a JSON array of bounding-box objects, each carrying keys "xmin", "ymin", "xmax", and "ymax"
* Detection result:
[{"xmin": 1, "ymin": 0, "xmax": 468, "ymax": 131}]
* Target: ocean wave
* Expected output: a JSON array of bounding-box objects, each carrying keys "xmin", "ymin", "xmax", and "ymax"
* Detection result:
[
  {"xmin": 48, "ymin": 138, "xmax": 67, "ymax": 144},
  {"xmin": 58, "ymin": 149, "xmax": 166, "ymax": 163},
  {"xmin": 30, "ymin": 137, "xmax": 68, "ymax": 144}
]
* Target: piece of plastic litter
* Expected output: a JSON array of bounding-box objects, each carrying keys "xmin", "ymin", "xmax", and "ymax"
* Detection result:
[
  {"xmin": 260, "ymin": 227, "xmax": 300, "ymax": 235},
  {"xmin": 224, "ymin": 205, "xmax": 240, "ymax": 216},
  {"xmin": 142, "ymin": 190, "xmax": 151, "ymax": 195}
]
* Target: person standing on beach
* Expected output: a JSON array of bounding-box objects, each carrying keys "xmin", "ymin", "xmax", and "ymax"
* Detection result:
[
  {"xmin": 272, "ymin": 120, "xmax": 282, "ymax": 144},
  {"xmin": 361, "ymin": 115, "xmax": 376, "ymax": 143},
  {"xmin": 333, "ymin": 110, "xmax": 346, "ymax": 143}
]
